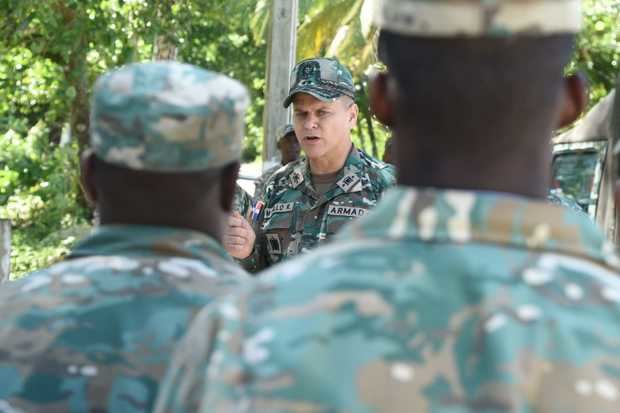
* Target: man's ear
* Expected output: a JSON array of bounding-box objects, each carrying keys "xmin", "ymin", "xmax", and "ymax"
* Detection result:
[
  {"xmin": 369, "ymin": 71, "xmax": 394, "ymax": 127},
  {"xmin": 557, "ymin": 73, "xmax": 588, "ymax": 129},
  {"xmin": 347, "ymin": 102, "xmax": 359, "ymax": 129},
  {"xmin": 80, "ymin": 150, "xmax": 98, "ymax": 208},
  {"xmin": 220, "ymin": 162, "xmax": 240, "ymax": 213}
]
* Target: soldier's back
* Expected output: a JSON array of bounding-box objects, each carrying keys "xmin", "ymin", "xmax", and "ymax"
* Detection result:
[
  {"xmin": 179, "ymin": 188, "xmax": 620, "ymax": 413},
  {"xmin": 0, "ymin": 225, "xmax": 248, "ymax": 413}
]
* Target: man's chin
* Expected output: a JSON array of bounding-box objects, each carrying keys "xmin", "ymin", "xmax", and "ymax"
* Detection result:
[{"xmin": 301, "ymin": 146, "xmax": 326, "ymax": 160}]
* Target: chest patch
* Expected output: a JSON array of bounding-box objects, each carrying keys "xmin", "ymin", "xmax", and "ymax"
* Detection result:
[
  {"xmin": 265, "ymin": 202, "xmax": 295, "ymax": 219},
  {"xmin": 289, "ymin": 170, "xmax": 304, "ymax": 188},
  {"xmin": 328, "ymin": 205, "xmax": 367, "ymax": 218},
  {"xmin": 337, "ymin": 173, "xmax": 361, "ymax": 193}
]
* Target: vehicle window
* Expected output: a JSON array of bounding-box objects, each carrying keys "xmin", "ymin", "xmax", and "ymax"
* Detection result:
[{"xmin": 551, "ymin": 142, "xmax": 607, "ymax": 218}]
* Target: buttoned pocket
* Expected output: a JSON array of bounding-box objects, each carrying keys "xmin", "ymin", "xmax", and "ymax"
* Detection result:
[{"xmin": 262, "ymin": 211, "xmax": 294, "ymax": 258}]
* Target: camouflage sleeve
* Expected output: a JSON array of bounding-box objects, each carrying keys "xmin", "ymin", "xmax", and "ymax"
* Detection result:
[
  {"xmin": 373, "ymin": 163, "xmax": 396, "ymax": 200},
  {"xmin": 239, "ymin": 176, "xmax": 277, "ymax": 273},
  {"xmin": 252, "ymin": 174, "xmax": 267, "ymax": 204},
  {"xmin": 233, "ymin": 185, "xmax": 252, "ymax": 220}
]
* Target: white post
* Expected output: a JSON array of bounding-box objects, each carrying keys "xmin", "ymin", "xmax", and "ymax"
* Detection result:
[
  {"xmin": 0, "ymin": 220, "xmax": 10, "ymax": 283},
  {"xmin": 262, "ymin": 0, "xmax": 298, "ymax": 168}
]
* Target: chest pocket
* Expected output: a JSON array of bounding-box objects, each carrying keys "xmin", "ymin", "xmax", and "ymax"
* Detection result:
[
  {"xmin": 262, "ymin": 204, "xmax": 295, "ymax": 258},
  {"xmin": 325, "ymin": 204, "xmax": 368, "ymax": 235}
]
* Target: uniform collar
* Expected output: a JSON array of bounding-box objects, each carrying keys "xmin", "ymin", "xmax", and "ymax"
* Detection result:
[
  {"xmin": 288, "ymin": 146, "xmax": 366, "ymax": 196},
  {"xmin": 338, "ymin": 186, "xmax": 620, "ymax": 268},
  {"xmin": 68, "ymin": 225, "xmax": 232, "ymax": 264}
]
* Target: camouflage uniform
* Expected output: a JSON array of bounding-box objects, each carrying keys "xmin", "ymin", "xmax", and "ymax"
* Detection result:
[
  {"xmin": 253, "ymin": 124, "xmax": 296, "ymax": 203},
  {"xmin": 0, "ymin": 61, "xmax": 251, "ymax": 412},
  {"xmin": 154, "ymin": 2, "xmax": 620, "ymax": 413},
  {"xmin": 241, "ymin": 148, "xmax": 395, "ymax": 272},
  {"xmin": 156, "ymin": 188, "xmax": 620, "ymax": 413},
  {"xmin": 241, "ymin": 58, "xmax": 396, "ymax": 272},
  {"xmin": 233, "ymin": 184, "xmax": 252, "ymax": 219},
  {"xmin": 253, "ymin": 163, "xmax": 282, "ymax": 201}
]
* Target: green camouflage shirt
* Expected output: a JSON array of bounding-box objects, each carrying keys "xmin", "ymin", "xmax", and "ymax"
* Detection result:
[
  {"xmin": 156, "ymin": 187, "xmax": 620, "ymax": 413},
  {"xmin": 242, "ymin": 148, "xmax": 395, "ymax": 272},
  {"xmin": 234, "ymin": 184, "xmax": 253, "ymax": 219},
  {"xmin": 253, "ymin": 164, "xmax": 283, "ymax": 203},
  {"xmin": 0, "ymin": 225, "xmax": 248, "ymax": 413}
]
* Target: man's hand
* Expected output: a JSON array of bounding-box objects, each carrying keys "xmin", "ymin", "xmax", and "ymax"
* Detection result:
[{"xmin": 224, "ymin": 212, "xmax": 256, "ymax": 259}]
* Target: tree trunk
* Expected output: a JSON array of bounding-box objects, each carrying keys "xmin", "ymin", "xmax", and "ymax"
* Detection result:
[
  {"xmin": 154, "ymin": 35, "xmax": 178, "ymax": 60},
  {"xmin": 65, "ymin": 46, "xmax": 90, "ymax": 151}
]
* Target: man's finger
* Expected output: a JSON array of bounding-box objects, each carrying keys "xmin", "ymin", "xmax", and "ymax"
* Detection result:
[
  {"xmin": 225, "ymin": 226, "xmax": 249, "ymax": 239},
  {"xmin": 228, "ymin": 215, "xmax": 244, "ymax": 227},
  {"xmin": 224, "ymin": 235, "xmax": 247, "ymax": 246}
]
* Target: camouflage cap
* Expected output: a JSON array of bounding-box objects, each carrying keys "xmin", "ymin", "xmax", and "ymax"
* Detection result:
[
  {"xmin": 277, "ymin": 124, "xmax": 295, "ymax": 143},
  {"xmin": 283, "ymin": 58, "xmax": 355, "ymax": 108},
  {"xmin": 371, "ymin": 0, "xmax": 582, "ymax": 37},
  {"xmin": 90, "ymin": 61, "xmax": 250, "ymax": 172}
]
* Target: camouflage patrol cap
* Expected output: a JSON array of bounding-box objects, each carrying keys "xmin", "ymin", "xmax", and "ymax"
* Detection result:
[
  {"xmin": 90, "ymin": 61, "xmax": 250, "ymax": 172},
  {"xmin": 277, "ymin": 124, "xmax": 295, "ymax": 143},
  {"xmin": 371, "ymin": 0, "xmax": 582, "ymax": 37},
  {"xmin": 283, "ymin": 58, "xmax": 355, "ymax": 108}
]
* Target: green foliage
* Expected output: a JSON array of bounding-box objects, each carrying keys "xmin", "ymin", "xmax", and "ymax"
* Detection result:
[
  {"xmin": 0, "ymin": 125, "xmax": 90, "ymax": 277},
  {"xmin": 570, "ymin": 0, "xmax": 620, "ymax": 105}
]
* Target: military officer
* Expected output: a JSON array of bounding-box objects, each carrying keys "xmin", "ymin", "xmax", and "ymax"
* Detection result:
[
  {"xmin": 156, "ymin": 1, "xmax": 620, "ymax": 413},
  {"xmin": 225, "ymin": 57, "xmax": 395, "ymax": 272},
  {"xmin": 0, "ymin": 61, "xmax": 251, "ymax": 412},
  {"xmin": 252, "ymin": 124, "xmax": 301, "ymax": 202}
]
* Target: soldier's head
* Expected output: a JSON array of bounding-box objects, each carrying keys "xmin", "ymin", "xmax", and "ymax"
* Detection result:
[
  {"xmin": 369, "ymin": 0, "xmax": 585, "ymax": 193},
  {"xmin": 284, "ymin": 58, "xmax": 358, "ymax": 163},
  {"xmin": 277, "ymin": 124, "xmax": 301, "ymax": 165},
  {"xmin": 81, "ymin": 61, "xmax": 249, "ymax": 237}
]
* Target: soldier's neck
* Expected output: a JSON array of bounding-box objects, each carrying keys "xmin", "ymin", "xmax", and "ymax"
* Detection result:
[
  {"xmin": 307, "ymin": 143, "xmax": 353, "ymax": 175},
  {"xmin": 396, "ymin": 150, "xmax": 550, "ymax": 199},
  {"xmin": 98, "ymin": 209, "xmax": 225, "ymax": 241}
]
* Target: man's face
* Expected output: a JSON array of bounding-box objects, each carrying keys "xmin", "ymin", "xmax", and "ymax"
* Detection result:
[
  {"xmin": 278, "ymin": 134, "xmax": 301, "ymax": 165},
  {"xmin": 292, "ymin": 93, "xmax": 357, "ymax": 161}
]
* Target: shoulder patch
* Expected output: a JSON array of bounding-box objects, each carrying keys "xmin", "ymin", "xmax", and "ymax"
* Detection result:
[{"xmin": 289, "ymin": 169, "xmax": 304, "ymax": 188}]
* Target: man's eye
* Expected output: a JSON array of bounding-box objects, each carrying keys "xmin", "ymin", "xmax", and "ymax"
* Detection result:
[{"xmin": 318, "ymin": 110, "xmax": 330, "ymax": 117}]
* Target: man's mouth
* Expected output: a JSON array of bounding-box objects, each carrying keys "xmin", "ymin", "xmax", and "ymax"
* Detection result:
[{"xmin": 304, "ymin": 136, "xmax": 320, "ymax": 141}]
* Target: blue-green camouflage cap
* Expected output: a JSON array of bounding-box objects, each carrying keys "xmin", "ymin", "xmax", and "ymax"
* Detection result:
[
  {"xmin": 90, "ymin": 61, "xmax": 250, "ymax": 172},
  {"xmin": 371, "ymin": 0, "xmax": 582, "ymax": 37},
  {"xmin": 283, "ymin": 58, "xmax": 355, "ymax": 108}
]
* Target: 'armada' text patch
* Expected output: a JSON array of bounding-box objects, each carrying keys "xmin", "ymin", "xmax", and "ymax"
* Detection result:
[{"xmin": 328, "ymin": 205, "xmax": 367, "ymax": 218}]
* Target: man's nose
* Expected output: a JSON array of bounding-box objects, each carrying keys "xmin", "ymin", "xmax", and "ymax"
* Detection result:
[{"xmin": 304, "ymin": 114, "xmax": 319, "ymax": 130}]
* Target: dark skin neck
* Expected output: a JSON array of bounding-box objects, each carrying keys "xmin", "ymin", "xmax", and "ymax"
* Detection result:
[
  {"xmin": 97, "ymin": 202, "xmax": 225, "ymax": 242},
  {"xmin": 394, "ymin": 134, "xmax": 552, "ymax": 199}
]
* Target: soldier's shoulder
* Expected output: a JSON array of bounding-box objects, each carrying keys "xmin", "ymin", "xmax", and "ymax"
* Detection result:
[
  {"xmin": 262, "ymin": 159, "xmax": 306, "ymax": 195},
  {"xmin": 270, "ymin": 159, "xmax": 303, "ymax": 181},
  {"xmin": 261, "ymin": 164, "xmax": 283, "ymax": 180},
  {"xmin": 357, "ymin": 150, "xmax": 396, "ymax": 188}
]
